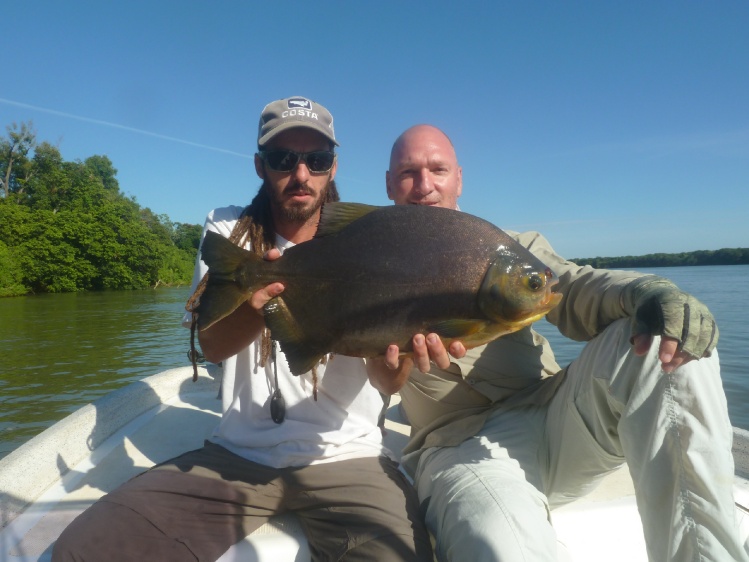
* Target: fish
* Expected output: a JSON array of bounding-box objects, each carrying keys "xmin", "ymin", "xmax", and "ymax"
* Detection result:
[{"xmin": 193, "ymin": 202, "xmax": 562, "ymax": 376}]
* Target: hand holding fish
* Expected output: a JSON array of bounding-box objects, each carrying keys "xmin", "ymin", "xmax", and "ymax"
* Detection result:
[
  {"xmin": 198, "ymin": 249, "xmax": 285, "ymax": 364},
  {"xmin": 388, "ymin": 334, "xmax": 466, "ymax": 373},
  {"xmin": 367, "ymin": 334, "xmax": 467, "ymax": 395},
  {"xmin": 248, "ymin": 248, "xmax": 284, "ymax": 316}
]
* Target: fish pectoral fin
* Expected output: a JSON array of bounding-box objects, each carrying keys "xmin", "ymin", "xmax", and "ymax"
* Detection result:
[
  {"xmin": 428, "ymin": 319, "xmax": 491, "ymax": 339},
  {"xmin": 316, "ymin": 202, "xmax": 381, "ymax": 238},
  {"xmin": 264, "ymin": 298, "xmax": 325, "ymax": 376}
]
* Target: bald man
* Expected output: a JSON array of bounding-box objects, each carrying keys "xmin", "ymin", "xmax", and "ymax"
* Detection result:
[{"xmin": 370, "ymin": 124, "xmax": 746, "ymax": 562}]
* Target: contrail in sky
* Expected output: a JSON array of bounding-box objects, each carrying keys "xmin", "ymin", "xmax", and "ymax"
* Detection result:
[{"xmin": 0, "ymin": 97, "xmax": 251, "ymax": 159}]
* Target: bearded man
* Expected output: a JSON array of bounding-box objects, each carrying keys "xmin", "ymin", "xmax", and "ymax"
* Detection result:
[{"xmin": 52, "ymin": 97, "xmax": 433, "ymax": 562}]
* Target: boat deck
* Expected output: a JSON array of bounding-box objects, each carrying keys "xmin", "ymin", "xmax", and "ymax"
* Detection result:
[{"xmin": 1, "ymin": 365, "xmax": 747, "ymax": 561}]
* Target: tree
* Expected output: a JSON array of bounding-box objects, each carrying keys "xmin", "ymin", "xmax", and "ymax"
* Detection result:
[
  {"xmin": 173, "ymin": 222, "xmax": 202, "ymax": 254},
  {"xmin": 0, "ymin": 121, "xmax": 36, "ymax": 199},
  {"xmin": 85, "ymin": 155, "xmax": 120, "ymax": 193},
  {"xmin": 0, "ymin": 123, "xmax": 207, "ymax": 295},
  {"xmin": 0, "ymin": 239, "xmax": 26, "ymax": 296},
  {"xmin": 21, "ymin": 142, "xmax": 67, "ymax": 209}
]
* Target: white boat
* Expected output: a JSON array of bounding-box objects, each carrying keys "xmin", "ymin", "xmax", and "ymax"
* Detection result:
[{"xmin": 1, "ymin": 365, "xmax": 747, "ymax": 561}]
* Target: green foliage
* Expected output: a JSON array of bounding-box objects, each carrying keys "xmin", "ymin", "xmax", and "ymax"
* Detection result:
[
  {"xmin": 172, "ymin": 222, "xmax": 202, "ymax": 254},
  {"xmin": 0, "ymin": 121, "xmax": 36, "ymax": 199},
  {"xmin": 0, "ymin": 240, "xmax": 27, "ymax": 297},
  {"xmin": 0, "ymin": 122, "xmax": 202, "ymax": 296}
]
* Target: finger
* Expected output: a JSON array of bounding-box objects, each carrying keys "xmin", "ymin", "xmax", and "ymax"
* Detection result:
[
  {"xmin": 658, "ymin": 336, "xmax": 679, "ymax": 365},
  {"xmin": 632, "ymin": 333, "xmax": 653, "ymax": 356},
  {"xmin": 250, "ymin": 282, "xmax": 284, "ymax": 312},
  {"xmin": 449, "ymin": 341, "xmax": 466, "ymax": 359},
  {"xmin": 263, "ymin": 248, "xmax": 282, "ymax": 261},
  {"xmin": 385, "ymin": 344, "xmax": 401, "ymax": 370},
  {"xmin": 412, "ymin": 334, "xmax": 431, "ymax": 373},
  {"xmin": 425, "ymin": 334, "xmax": 450, "ymax": 370},
  {"xmin": 661, "ymin": 350, "xmax": 692, "ymax": 373}
]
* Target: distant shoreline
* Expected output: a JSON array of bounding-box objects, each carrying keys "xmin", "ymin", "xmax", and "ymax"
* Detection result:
[{"xmin": 570, "ymin": 247, "xmax": 749, "ymax": 269}]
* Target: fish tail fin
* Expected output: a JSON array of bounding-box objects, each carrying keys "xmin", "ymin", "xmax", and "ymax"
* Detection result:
[
  {"xmin": 196, "ymin": 231, "xmax": 262, "ymax": 330},
  {"xmin": 264, "ymin": 298, "xmax": 325, "ymax": 376}
]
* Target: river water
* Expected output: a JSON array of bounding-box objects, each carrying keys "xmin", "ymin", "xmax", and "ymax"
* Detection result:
[{"xmin": 1, "ymin": 265, "xmax": 747, "ymax": 460}]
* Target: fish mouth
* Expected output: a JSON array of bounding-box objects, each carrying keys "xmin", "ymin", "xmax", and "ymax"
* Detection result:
[
  {"xmin": 545, "ymin": 291, "xmax": 563, "ymax": 308},
  {"xmin": 507, "ymin": 289, "xmax": 563, "ymax": 328}
]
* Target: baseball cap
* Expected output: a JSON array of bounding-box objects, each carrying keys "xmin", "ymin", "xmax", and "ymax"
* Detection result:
[{"xmin": 257, "ymin": 96, "xmax": 338, "ymax": 148}]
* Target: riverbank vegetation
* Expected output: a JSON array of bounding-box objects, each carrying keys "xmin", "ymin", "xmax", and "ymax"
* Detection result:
[
  {"xmin": 570, "ymin": 248, "xmax": 749, "ymax": 269},
  {"xmin": 3, "ymin": 122, "xmax": 747, "ymax": 297},
  {"xmin": 0, "ymin": 122, "xmax": 202, "ymax": 297}
]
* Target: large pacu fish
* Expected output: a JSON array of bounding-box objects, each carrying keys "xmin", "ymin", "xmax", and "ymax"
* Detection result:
[{"xmin": 193, "ymin": 202, "xmax": 562, "ymax": 375}]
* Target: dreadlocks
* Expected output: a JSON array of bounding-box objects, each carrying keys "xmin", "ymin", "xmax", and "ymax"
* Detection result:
[{"xmin": 186, "ymin": 177, "xmax": 340, "ymax": 382}]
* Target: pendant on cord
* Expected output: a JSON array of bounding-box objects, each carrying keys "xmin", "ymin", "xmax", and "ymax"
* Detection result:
[{"xmin": 270, "ymin": 340, "xmax": 286, "ymax": 424}]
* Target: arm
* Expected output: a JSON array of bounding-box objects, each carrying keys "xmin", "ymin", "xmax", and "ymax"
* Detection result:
[
  {"xmin": 199, "ymin": 285, "xmax": 283, "ymax": 363},
  {"xmin": 513, "ymin": 230, "xmax": 717, "ymax": 373}
]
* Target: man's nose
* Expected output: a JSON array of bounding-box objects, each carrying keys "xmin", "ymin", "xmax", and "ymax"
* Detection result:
[
  {"xmin": 413, "ymin": 169, "xmax": 432, "ymax": 194},
  {"xmin": 293, "ymin": 160, "xmax": 311, "ymax": 182}
]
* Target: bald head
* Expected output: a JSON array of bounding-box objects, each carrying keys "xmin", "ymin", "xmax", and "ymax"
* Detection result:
[{"xmin": 386, "ymin": 125, "xmax": 462, "ymax": 209}]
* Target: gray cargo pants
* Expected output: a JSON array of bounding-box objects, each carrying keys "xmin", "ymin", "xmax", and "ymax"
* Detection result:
[{"xmin": 415, "ymin": 318, "xmax": 746, "ymax": 561}]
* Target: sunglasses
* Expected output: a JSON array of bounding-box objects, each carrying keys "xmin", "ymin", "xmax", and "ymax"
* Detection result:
[{"xmin": 259, "ymin": 150, "xmax": 336, "ymax": 173}]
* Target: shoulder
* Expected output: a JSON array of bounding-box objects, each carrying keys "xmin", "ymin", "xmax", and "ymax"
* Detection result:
[
  {"xmin": 205, "ymin": 205, "xmax": 245, "ymax": 226},
  {"xmin": 506, "ymin": 229, "xmax": 553, "ymax": 251},
  {"xmin": 201, "ymin": 205, "xmax": 246, "ymax": 240}
]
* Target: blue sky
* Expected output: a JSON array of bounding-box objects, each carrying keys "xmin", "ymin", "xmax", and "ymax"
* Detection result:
[{"xmin": 2, "ymin": 1, "xmax": 747, "ymax": 259}]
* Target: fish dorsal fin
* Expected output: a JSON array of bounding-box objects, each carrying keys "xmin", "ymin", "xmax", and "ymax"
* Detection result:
[{"xmin": 316, "ymin": 202, "xmax": 381, "ymax": 238}]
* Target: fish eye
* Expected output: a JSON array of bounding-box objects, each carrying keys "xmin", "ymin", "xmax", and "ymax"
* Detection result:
[{"xmin": 526, "ymin": 273, "xmax": 544, "ymax": 292}]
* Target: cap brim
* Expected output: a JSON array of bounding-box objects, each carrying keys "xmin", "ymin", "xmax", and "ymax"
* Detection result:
[{"xmin": 258, "ymin": 121, "xmax": 339, "ymax": 147}]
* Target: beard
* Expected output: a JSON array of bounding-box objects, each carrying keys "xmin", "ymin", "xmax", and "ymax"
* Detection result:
[{"xmin": 264, "ymin": 177, "xmax": 335, "ymax": 223}]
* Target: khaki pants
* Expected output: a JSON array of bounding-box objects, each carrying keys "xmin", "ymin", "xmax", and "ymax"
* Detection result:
[
  {"xmin": 53, "ymin": 443, "xmax": 432, "ymax": 562},
  {"xmin": 416, "ymin": 319, "xmax": 747, "ymax": 562}
]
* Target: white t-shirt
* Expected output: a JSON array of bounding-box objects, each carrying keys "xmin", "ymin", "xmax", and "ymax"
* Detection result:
[{"xmin": 183, "ymin": 206, "xmax": 387, "ymax": 468}]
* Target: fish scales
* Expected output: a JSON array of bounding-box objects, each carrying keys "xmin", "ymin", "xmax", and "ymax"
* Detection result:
[{"xmin": 260, "ymin": 207, "xmax": 509, "ymax": 351}]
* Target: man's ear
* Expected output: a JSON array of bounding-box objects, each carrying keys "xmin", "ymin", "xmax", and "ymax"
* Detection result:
[
  {"xmin": 385, "ymin": 170, "xmax": 395, "ymax": 200},
  {"xmin": 254, "ymin": 154, "xmax": 265, "ymax": 179}
]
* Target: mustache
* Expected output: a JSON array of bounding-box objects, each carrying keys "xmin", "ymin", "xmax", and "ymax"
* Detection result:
[{"xmin": 282, "ymin": 183, "xmax": 314, "ymax": 196}]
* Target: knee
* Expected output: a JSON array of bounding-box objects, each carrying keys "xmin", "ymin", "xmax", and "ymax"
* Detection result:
[
  {"xmin": 424, "ymin": 476, "xmax": 555, "ymax": 561},
  {"xmin": 434, "ymin": 505, "xmax": 557, "ymax": 561},
  {"xmin": 344, "ymin": 532, "xmax": 434, "ymax": 562},
  {"xmin": 52, "ymin": 517, "xmax": 89, "ymax": 562}
]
